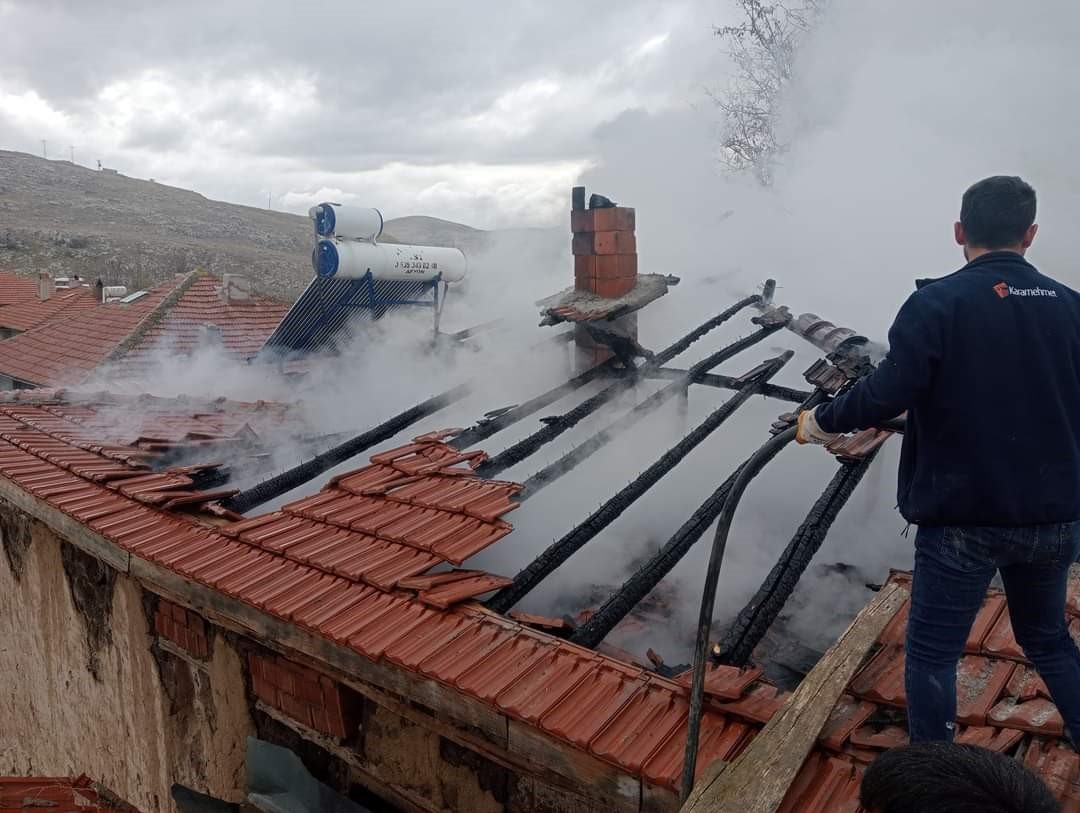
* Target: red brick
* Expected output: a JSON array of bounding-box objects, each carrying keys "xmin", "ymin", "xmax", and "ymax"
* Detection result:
[
  {"xmin": 251, "ymin": 673, "xmax": 277, "ymax": 705},
  {"xmin": 279, "ymin": 692, "xmax": 313, "ymax": 728},
  {"xmin": 186, "ymin": 610, "xmax": 206, "ymax": 632},
  {"xmin": 296, "ymin": 676, "xmax": 324, "ymax": 704},
  {"xmin": 191, "ymin": 632, "xmax": 209, "ymax": 660},
  {"xmin": 320, "ymin": 677, "xmax": 350, "ymax": 739},
  {"xmin": 572, "ymin": 231, "xmax": 618, "ymax": 256},
  {"xmin": 614, "ymin": 207, "xmax": 635, "ymax": 231},
  {"xmin": 309, "ymin": 705, "xmax": 332, "ymax": 736},
  {"xmin": 571, "ymin": 208, "xmax": 616, "ymax": 233},
  {"xmin": 154, "ymin": 612, "xmax": 169, "ymax": 638},
  {"xmin": 170, "ymin": 602, "xmax": 188, "ymax": 624},
  {"xmin": 248, "ymin": 653, "xmax": 266, "ymax": 680},
  {"xmin": 594, "ymin": 276, "xmax": 635, "ymax": 299},
  {"xmin": 614, "ymin": 230, "xmax": 636, "ymax": 254}
]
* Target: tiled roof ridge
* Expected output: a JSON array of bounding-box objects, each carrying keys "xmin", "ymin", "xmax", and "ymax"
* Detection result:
[
  {"xmin": 0, "ymin": 387, "xmax": 287, "ymax": 414},
  {"xmin": 102, "ymin": 269, "xmax": 203, "ymax": 364}
]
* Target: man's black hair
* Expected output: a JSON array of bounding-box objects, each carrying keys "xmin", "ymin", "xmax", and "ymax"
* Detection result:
[
  {"xmin": 859, "ymin": 742, "xmax": 1060, "ymax": 813},
  {"xmin": 960, "ymin": 175, "xmax": 1037, "ymax": 249}
]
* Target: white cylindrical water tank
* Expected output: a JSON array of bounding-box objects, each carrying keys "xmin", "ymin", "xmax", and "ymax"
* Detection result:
[
  {"xmin": 313, "ymin": 239, "xmax": 466, "ymax": 283},
  {"xmin": 309, "ymin": 203, "xmax": 384, "ymax": 241}
]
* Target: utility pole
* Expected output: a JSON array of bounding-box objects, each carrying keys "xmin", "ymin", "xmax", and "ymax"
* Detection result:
[
  {"xmin": 69, "ymin": 146, "xmax": 75, "ymax": 164},
  {"xmin": 267, "ymin": 192, "xmax": 272, "ymax": 210},
  {"xmin": 41, "ymin": 140, "xmax": 47, "ymax": 159}
]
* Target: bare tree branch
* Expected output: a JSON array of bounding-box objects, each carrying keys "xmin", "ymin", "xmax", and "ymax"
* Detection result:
[{"xmin": 713, "ymin": 0, "xmax": 825, "ymax": 184}]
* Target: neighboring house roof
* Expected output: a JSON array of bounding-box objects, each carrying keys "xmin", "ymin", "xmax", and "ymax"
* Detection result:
[
  {"xmin": 0, "ymin": 271, "xmax": 38, "ymax": 306},
  {"xmin": 109, "ymin": 275, "xmax": 289, "ymax": 381},
  {"xmin": 0, "ymin": 272, "xmax": 287, "ymax": 388},
  {"xmin": 0, "ymin": 285, "xmax": 98, "ymax": 332}
]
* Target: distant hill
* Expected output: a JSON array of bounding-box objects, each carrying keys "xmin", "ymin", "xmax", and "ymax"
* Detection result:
[{"xmin": 0, "ymin": 150, "xmax": 537, "ymax": 301}]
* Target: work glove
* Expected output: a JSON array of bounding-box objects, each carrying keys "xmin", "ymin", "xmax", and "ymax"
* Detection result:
[{"xmin": 796, "ymin": 406, "xmax": 839, "ymax": 446}]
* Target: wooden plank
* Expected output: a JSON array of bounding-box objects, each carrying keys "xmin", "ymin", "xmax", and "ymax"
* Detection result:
[
  {"xmin": 681, "ymin": 581, "xmax": 908, "ymax": 813},
  {"xmin": 0, "ymin": 480, "xmax": 131, "ymax": 574}
]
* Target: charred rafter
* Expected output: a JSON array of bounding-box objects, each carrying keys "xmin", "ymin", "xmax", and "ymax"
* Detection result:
[
  {"xmin": 486, "ymin": 350, "xmax": 793, "ymax": 614},
  {"xmin": 640, "ymin": 367, "xmax": 811, "ymax": 404},
  {"xmin": 714, "ymin": 450, "xmax": 879, "ymax": 668},
  {"xmin": 521, "ymin": 333, "xmax": 791, "ymax": 496},
  {"xmin": 477, "ymin": 312, "xmax": 780, "ymax": 479}
]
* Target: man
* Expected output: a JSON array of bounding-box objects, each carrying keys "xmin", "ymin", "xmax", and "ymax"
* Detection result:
[
  {"xmin": 859, "ymin": 742, "xmax": 1060, "ymax": 812},
  {"xmin": 797, "ymin": 176, "xmax": 1080, "ymax": 744}
]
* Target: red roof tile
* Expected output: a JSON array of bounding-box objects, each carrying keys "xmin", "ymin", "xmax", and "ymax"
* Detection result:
[
  {"xmin": 0, "ymin": 272, "xmax": 38, "ymax": 306},
  {"xmin": 106, "ymin": 275, "xmax": 288, "ymax": 381},
  {"xmin": 0, "ymin": 286, "xmax": 98, "ymax": 332},
  {"xmin": 0, "ymin": 775, "xmax": 135, "ymax": 812},
  {"xmin": 0, "ymin": 273, "xmax": 287, "ymax": 388}
]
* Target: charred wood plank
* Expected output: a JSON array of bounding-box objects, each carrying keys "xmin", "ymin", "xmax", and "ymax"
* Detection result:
[
  {"xmin": 486, "ymin": 350, "xmax": 792, "ymax": 615},
  {"xmin": 681, "ymin": 582, "xmax": 908, "ymax": 812},
  {"xmin": 477, "ymin": 313, "xmax": 778, "ymax": 479},
  {"xmin": 641, "ymin": 367, "xmax": 811, "ymax": 404},
  {"xmin": 222, "ymin": 383, "xmax": 471, "ymax": 514},
  {"xmin": 521, "ymin": 336, "xmax": 791, "ymax": 495},
  {"xmin": 715, "ymin": 451, "xmax": 879, "ymax": 668}
]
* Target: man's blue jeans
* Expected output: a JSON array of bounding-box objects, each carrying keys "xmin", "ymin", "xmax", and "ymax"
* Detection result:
[{"xmin": 905, "ymin": 523, "xmax": 1080, "ymax": 744}]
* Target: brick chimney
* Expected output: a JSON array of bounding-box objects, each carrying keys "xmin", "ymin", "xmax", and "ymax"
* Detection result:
[
  {"xmin": 570, "ymin": 187, "xmax": 638, "ymax": 367},
  {"xmin": 220, "ymin": 274, "xmax": 252, "ymax": 304},
  {"xmin": 38, "ymin": 271, "xmax": 54, "ymax": 301}
]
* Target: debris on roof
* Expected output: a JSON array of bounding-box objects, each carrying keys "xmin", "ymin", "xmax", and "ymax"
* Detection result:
[
  {"xmin": 0, "ymin": 775, "xmax": 138, "ymax": 812},
  {"xmin": 538, "ymin": 273, "xmax": 675, "ymax": 326}
]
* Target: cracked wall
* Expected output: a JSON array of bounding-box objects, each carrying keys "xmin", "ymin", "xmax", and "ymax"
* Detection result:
[{"xmin": 0, "ymin": 519, "xmax": 254, "ymax": 812}]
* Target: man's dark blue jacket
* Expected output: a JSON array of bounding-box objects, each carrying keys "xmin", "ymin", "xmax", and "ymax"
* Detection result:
[{"xmin": 816, "ymin": 251, "xmax": 1080, "ymax": 527}]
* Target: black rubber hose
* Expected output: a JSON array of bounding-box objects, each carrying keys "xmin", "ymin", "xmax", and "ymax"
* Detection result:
[
  {"xmin": 477, "ymin": 321, "xmax": 780, "ymax": 479},
  {"xmin": 223, "ymin": 382, "xmax": 471, "ymax": 514},
  {"xmin": 486, "ymin": 351, "xmax": 792, "ymax": 614},
  {"xmin": 681, "ymin": 425, "xmax": 798, "ymax": 801},
  {"xmin": 714, "ymin": 450, "xmax": 878, "ymax": 668},
  {"xmin": 520, "ymin": 336, "xmax": 790, "ymax": 496}
]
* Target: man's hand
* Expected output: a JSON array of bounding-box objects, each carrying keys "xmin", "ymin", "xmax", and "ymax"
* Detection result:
[{"xmin": 796, "ymin": 406, "xmax": 840, "ymax": 445}]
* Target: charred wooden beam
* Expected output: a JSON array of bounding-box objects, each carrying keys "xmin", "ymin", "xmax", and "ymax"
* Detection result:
[
  {"xmin": 714, "ymin": 451, "xmax": 879, "ymax": 668},
  {"xmin": 640, "ymin": 367, "xmax": 811, "ymax": 404},
  {"xmin": 570, "ymin": 390, "xmax": 830, "ymax": 650},
  {"xmin": 521, "ymin": 334, "xmax": 790, "ymax": 496},
  {"xmin": 486, "ymin": 350, "xmax": 792, "ymax": 614},
  {"xmin": 477, "ymin": 313, "xmax": 778, "ymax": 479},
  {"xmin": 448, "ymin": 360, "xmax": 618, "ymax": 451},
  {"xmin": 222, "ymin": 383, "xmax": 471, "ymax": 514}
]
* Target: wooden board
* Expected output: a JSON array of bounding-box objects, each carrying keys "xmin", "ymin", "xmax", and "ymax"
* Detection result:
[{"xmin": 681, "ymin": 581, "xmax": 908, "ymax": 813}]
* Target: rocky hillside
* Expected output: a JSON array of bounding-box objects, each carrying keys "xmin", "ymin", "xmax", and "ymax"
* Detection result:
[{"xmin": 0, "ymin": 150, "xmax": 530, "ymax": 301}]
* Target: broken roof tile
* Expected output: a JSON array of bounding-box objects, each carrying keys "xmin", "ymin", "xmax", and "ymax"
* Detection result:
[
  {"xmin": 819, "ymin": 695, "xmax": 878, "ymax": 752},
  {"xmin": 850, "ymin": 646, "xmax": 906, "ymax": 707},
  {"xmin": 988, "ymin": 697, "xmax": 1065, "ymax": 736},
  {"xmin": 1007, "ymin": 665, "xmax": 1051, "ymax": 703},
  {"xmin": 956, "ymin": 656, "xmax": 1014, "ymax": 727},
  {"xmin": 848, "ymin": 724, "xmax": 908, "ymax": 750},
  {"xmin": 673, "ymin": 664, "xmax": 763, "ymax": 702},
  {"xmin": 417, "ymin": 572, "xmax": 513, "ymax": 609},
  {"xmin": 955, "ymin": 725, "xmax": 1025, "ymax": 753}
]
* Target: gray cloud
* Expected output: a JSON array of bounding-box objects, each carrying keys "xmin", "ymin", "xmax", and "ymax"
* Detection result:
[{"xmin": 0, "ymin": 0, "xmax": 729, "ymax": 225}]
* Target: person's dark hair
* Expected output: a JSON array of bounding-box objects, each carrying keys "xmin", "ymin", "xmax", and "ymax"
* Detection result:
[
  {"xmin": 859, "ymin": 742, "xmax": 1060, "ymax": 813},
  {"xmin": 960, "ymin": 175, "xmax": 1037, "ymax": 249}
]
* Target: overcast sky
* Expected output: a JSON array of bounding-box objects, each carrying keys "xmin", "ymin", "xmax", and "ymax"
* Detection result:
[{"xmin": 0, "ymin": 0, "xmax": 730, "ymax": 227}]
